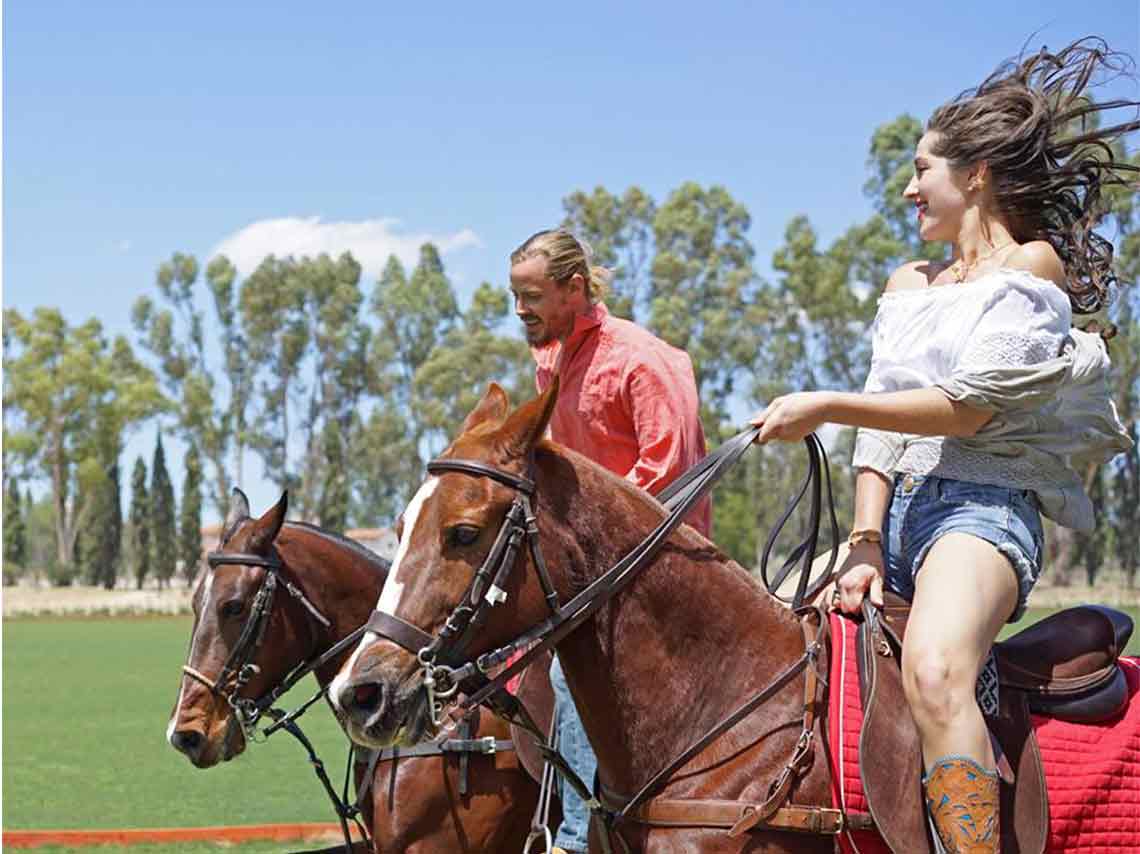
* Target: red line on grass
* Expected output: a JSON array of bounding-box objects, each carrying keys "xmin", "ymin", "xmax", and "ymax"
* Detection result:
[{"xmin": 2, "ymin": 822, "xmax": 360, "ymax": 848}]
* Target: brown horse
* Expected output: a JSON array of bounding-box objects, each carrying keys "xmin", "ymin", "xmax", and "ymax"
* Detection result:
[
  {"xmin": 167, "ymin": 488, "xmax": 552, "ymax": 853},
  {"xmin": 329, "ymin": 382, "xmax": 841, "ymax": 853}
]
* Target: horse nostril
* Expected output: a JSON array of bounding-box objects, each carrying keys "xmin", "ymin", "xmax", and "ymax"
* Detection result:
[
  {"xmin": 172, "ymin": 730, "xmax": 203, "ymax": 756},
  {"xmin": 354, "ymin": 683, "xmax": 382, "ymax": 712}
]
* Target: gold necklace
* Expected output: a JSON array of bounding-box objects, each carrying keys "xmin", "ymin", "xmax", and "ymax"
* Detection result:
[{"xmin": 951, "ymin": 241, "xmax": 1016, "ymax": 283}]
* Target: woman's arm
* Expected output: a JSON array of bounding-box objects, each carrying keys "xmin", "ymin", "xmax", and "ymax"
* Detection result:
[
  {"xmin": 851, "ymin": 467, "xmax": 892, "ymax": 532},
  {"xmin": 827, "ymin": 387, "xmax": 992, "ymax": 436},
  {"xmin": 751, "ymin": 386, "xmax": 991, "ymax": 444},
  {"xmin": 821, "ymin": 468, "xmax": 892, "ymax": 613}
]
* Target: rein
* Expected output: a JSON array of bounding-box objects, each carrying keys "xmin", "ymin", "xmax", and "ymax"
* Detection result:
[{"xmin": 363, "ymin": 430, "xmax": 845, "ymax": 843}]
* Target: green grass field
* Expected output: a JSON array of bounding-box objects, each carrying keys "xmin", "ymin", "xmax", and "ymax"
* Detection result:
[
  {"xmin": 2, "ymin": 617, "xmax": 350, "ymax": 833},
  {"xmin": 3, "ymin": 606, "xmax": 1138, "ymax": 852}
]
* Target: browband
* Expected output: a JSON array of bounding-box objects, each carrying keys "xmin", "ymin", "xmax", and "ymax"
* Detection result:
[{"xmin": 427, "ymin": 459, "xmax": 535, "ymax": 495}]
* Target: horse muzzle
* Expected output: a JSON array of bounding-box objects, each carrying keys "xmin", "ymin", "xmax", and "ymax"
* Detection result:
[{"xmin": 334, "ymin": 669, "xmax": 431, "ymax": 749}]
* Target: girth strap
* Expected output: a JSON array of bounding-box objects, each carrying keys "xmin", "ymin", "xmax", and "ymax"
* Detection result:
[
  {"xmin": 598, "ymin": 790, "xmax": 863, "ymax": 835},
  {"xmin": 376, "ymin": 737, "xmax": 513, "ymax": 759}
]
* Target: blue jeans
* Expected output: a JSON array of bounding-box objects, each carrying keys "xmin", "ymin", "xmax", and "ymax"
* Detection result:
[
  {"xmin": 883, "ymin": 474, "xmax": 1045, "ymax": 621},
  {"xmin": 550, "ymin": 654, "xmax": 597, "ymax": 853}
]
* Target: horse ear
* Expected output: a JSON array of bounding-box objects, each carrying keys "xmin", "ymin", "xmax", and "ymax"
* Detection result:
[
  {"xmin": 460, "ymin": 383, "xmax": 511, "ymax": 434},
  {"xmin": 495, "ymin": 376, "xmax": 559, "ymax": 459},
  {"xmin": 249, "ymin": 491, "xmax": 289, "ymax": 554},
  {"xmin": 223, "ymin": 488, "xmax": 251, "ymax": 535}
]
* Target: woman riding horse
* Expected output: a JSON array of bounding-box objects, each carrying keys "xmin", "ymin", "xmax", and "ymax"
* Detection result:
[{"xmin": 749, "ymin": 37, "xmax": 1137, "ymax": 852}]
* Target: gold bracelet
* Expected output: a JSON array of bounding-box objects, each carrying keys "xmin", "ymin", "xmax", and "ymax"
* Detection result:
[{"xmin": 847, "ymin": 529, "xmax": 883, "ymax": 547}]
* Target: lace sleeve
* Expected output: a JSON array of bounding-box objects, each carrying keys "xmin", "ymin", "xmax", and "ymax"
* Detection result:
[
  {"xmin": 955, "ymin": 280, "xmax": 1069, "ymax": 371},
  {"xmin": 938, "ymin": 278, "xmax": 1072, "ymax": 412}
]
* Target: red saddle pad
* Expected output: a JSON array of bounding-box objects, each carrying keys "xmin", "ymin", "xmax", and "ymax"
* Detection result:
[{"xmin": 826, "ymin": 611, "xmax": 1140, "ymax": 853}]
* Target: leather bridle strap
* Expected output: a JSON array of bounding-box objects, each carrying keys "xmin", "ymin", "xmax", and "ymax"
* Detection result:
[
  {"xmin": 458, "ymin": 427, "xmax": 764, "ymax": 709},
  {"xmin": 366, "ymin": 610, "xmax": 434, "ymax": 653},
  {"xmin": 426, "ymin": 459, "xmax": 535, "ymax": 494}
]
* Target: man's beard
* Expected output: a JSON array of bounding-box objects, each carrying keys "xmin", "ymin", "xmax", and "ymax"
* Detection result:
[{"xmin": 524, "ymin": 325, "xmax": 554, "ymax": 346}]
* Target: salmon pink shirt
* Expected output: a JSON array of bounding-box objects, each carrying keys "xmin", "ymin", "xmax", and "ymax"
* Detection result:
[{"xmin": 532, "ymin": 303, "xmax": 711, "ymax": 535}]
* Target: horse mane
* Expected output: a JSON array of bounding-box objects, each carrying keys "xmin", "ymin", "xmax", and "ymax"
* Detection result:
[{"xmin": 282, "ymin": 521, "xmax": 393, "ymax": 576}]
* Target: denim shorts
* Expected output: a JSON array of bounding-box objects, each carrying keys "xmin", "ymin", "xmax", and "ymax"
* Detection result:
[{"xmin": 882, "ymin": 474, "xmax": 1045, "ymax": 622}]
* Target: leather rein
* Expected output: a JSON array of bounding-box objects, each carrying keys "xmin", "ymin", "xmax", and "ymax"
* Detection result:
[{"xmin": 364, "ymin": 430, "xmax": 851, "ymax": 842}]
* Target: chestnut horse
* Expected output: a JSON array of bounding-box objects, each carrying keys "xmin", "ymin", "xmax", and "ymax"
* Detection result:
[
  {"xmin": 329, "ymin": 382, "xmax": 839, "ymax": 853},
  {"xmin": 167, "ymin": 488, "xmax": 551, "ymax": 853}
]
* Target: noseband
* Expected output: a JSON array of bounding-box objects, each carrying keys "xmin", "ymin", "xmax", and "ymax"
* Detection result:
[{"xmin": 182, "ymin": 548, "xmax": 333, "ymax": 735}]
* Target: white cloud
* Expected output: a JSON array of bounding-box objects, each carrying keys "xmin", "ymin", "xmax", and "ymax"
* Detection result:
[{"xmin": 211, "ymin": 216, "xmax": 482, "ymax": 279}]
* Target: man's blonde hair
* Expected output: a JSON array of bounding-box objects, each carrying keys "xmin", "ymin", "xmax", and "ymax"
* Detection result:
[{"xmin": 510, "ymin": 229, "xmax": 612, "ymax": 304}]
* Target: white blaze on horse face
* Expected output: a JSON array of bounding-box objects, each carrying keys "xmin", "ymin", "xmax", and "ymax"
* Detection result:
[
  {"xmin": 377, "ymin": 476, "xmax": 438, "ymax": 616},
  {"xmin": 329, "ymin": 476, "xmax": 438, "ymax": 713},
  {"xmin": 167, "ymin": 565, "xmax": 215, "ymax": 743}
]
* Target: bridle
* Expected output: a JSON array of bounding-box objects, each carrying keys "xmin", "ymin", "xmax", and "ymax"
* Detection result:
[
  {"xmin": 181, "ymin": 547, "xmax": 334, "ymax": 736},
  {"xmin": 364, "ymin": 428, "xmax": 838, "ymax": 723},
  {"xmin": 179, "ymin": 542, "xmax": 374, "ymax": 852},
  {"xmin": 365, "ymin": 458, "xmax": 563, "ymax": 724},
  {"xmin": 360, "ymin": 429, "xmax": 841, "ymax": 848}
]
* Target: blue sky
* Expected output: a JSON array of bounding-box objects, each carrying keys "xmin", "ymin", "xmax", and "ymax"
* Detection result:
[{"xmin": 5, "ymin": 1, "xmax": 1138, "ymax": 521}]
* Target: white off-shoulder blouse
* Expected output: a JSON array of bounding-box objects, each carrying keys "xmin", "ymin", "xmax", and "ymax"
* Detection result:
[{"xmin": 852, "ymin": 268, "xmax": 1132, "ymax": 531}]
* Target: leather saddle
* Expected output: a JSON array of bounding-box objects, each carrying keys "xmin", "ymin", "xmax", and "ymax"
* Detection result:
[{"xmin": 858, "ymin": 592, "xmax": 1133, "ymax": 854}]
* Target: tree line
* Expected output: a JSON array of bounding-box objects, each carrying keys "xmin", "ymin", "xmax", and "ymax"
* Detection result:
[{"xmin": 4, "ymin": 115, "xmax": 1138, "ymax": 588}]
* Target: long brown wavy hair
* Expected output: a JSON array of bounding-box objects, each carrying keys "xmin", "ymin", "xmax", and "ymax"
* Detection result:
[{"xmin": 927, "ymin": 37, "xmax": 1140, "ymax": 314}]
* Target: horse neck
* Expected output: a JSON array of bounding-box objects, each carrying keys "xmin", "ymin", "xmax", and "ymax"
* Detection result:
[
  {"xmin": 532, "ymin": 445, "xmax": 808, "ymax": 794},
  {"xmin": 276, "ymin": 525, "xmax": 387, "ymax": 688}
]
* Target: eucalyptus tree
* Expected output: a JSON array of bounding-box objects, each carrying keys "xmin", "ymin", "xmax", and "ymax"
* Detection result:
[{"xmin": 4, "ymin": 308, "xmax": 164, "ymax": 580}]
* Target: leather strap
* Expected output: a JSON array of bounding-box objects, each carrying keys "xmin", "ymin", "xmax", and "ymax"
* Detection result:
[
  {"xmin": 366, "ymin": 610, "xmax": 435, "ymax": 654},
  {"xmin": 610, "ymin": 796, "xmax": 858, "ymax": 834},
  {"xmin": 427, "ymin": 458, "xmax": 535, "ymax": 494},
  {"xmin": 376, "ymin": 737, "xmax": 514, "ymax": 759}
]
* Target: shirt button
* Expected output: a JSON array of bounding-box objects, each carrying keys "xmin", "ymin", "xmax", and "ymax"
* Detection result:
[{"xmin": 902, "ymin": 474, "xmax": 915, "ymax": 492}]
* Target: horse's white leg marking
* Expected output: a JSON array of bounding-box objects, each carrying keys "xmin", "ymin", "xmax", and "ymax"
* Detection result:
[
  {"xmin": 328, "ymin": 477, "xmax": 438, "ymax": 713},
  {"xmin": 167, "ymin": 568, "xmax": 214, "ymax": 744}
]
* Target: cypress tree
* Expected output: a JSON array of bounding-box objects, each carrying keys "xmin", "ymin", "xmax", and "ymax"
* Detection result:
[
  {"xmin": 150, "ymin": 434, "xmax": 177, "ymax": 589},
  {"xmin": 4, "ymin": 478, "xmax": 27, "ymax": 584},
  {"xmin": 179, "ymin": 442, "xmax": 203, "ymax": 586},
  {"xmin": 79, "ymin": 436, "xmax": 123, "ymax": 590},
  {"xmin": 129, "ymin": 457, "xmax": 151, "ymax": 590}
]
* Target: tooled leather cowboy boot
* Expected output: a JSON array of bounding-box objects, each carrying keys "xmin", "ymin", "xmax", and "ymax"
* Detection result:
[{"xmin": 923, "ymin": 756, "xmax": 1000, "ymax": 853}]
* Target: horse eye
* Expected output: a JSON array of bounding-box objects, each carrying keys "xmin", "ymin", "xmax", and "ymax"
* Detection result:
[
  {"xmin": 220, "ymin": 600, "xmax": 245, "ymax": 619},
  {"xmin": 449, "ymin": 525, "xmax": 481, "ymax": 547}
]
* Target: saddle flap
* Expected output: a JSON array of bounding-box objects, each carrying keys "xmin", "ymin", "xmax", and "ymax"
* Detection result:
[
  {"xmin": 990, "ymin": 691, "xmax": 1049, "ymax": 854},
  {"xmin": 856, "ymin": 610, "xmax": 931, "ymax": 854},
  {"xmin": 855, "ymin": 602, "xmax": 1050, "ymax": 854}
]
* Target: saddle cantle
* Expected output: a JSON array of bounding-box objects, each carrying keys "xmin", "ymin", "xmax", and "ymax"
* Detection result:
[{"xmin": 856, "ymin": 592, "xmax": 1134, "ymax": 854}]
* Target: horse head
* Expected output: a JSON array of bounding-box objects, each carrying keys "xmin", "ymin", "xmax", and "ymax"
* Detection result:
[
  {"xmin": 167, "ymin": 488, "xmax": 304, "ymax": 767},
  {"xmin": 329, "ymin": 381, "xmax": 564, "ymax": 749}
]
